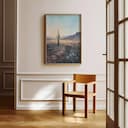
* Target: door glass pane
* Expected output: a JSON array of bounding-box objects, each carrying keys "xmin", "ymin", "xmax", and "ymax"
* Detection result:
[
  {"xmin": 107, "ymin": 90, "xmax": 110, "ymax": 115},
  {"xmin": 108, "ymin": 64, "xmax": 114, "ymax": 90},
  {"xmin": 118, "ymin": 97, "xmax": 124, "ymax": 128},
  {"xmin": 110, "ymin": 92, "xmax": 114, "ymax": 120},
  {"xmin": 125, "ymin": 0, "xmax": 128, "ymax": 18},
  {"xmin": 119, "ymin": 62, "xmax": 124, "ymax": 96},
  {"xmin": 119, "ymin": 0, "xmax": 124, "ymax": 21},
  {"xmin": 119, "ymin": 23, "xmax": 124, "ymax": 58},
  {"xmin": 107, "ymin": 4, "xmax": 110, "ymax": 32},
  {"xmin": 109, "ymin": 0, "xmax": 114, "ymax": 31},
  {"xmin": 107, "ymin": 35, "xmax": 109, "ymax": 61},
  {"xmin": 125, "ymin": 101, "xmax": 128, "ymax": 128},
  {"xmin": 125, "ymin": 62, "xmax": 128, "ymax": 99},
  {"xmin": 109, "ymin": 34, "xmax": 114, "ymax": 61},
  {"xmin": 125, "ymin": 21, "xmax": 128, "ymax": 58},
  {"xmin": 107, "ymin": 34, "xmax": 114, "ymax": 61},
  {"xmin": 107, "ymin": 64, "xmax": 109, "ymax": 89}
]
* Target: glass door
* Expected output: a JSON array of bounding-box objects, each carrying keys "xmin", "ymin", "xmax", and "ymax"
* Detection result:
[
  {"xmin": 106, "ymin": 0, "xmax": 128, "ymax": 127},
  {"xmin": 118, "ymin": 0, "xmax": 128, "ymax": 127},
  {"xmin": 106, "ymin": 0, "xmax": 118, "ymax": 127}
]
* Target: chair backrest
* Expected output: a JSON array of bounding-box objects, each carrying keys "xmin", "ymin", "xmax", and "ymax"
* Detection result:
[{"xmin": 73, "ymin": 74, "xmax": 96, "ymax": 83}]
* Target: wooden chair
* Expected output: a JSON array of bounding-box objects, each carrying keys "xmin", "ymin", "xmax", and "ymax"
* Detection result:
[{"xmin": 62, "ymin": 74, "xmax": 96, "ymax": 118}]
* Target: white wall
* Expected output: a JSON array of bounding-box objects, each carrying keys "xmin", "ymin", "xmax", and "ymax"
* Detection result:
[{"xmin": 16, "ymin": 0, "xmax": 106, "ymax": 110}]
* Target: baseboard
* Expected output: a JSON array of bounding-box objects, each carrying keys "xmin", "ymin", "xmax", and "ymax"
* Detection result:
[{"xmin": 16, "ymin": 100, "xmax": 106, "ymax": 110}]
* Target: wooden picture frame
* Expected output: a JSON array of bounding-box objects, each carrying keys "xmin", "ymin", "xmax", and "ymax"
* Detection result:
[{"xmin": 44, "ymin": 14, "xmax": 81, "ymax": 64}]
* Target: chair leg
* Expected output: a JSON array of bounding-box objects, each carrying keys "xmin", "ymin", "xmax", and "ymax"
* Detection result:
[
  {"xmin": 93, "ymin": 83, "xmax": 96, "ymax": 113},
  {"xmin": 73, "ymin": 97, "xmax": 76, "ymax": 112},
  {"xmin": 73, "ymin": 82, "xmax": 76, "ymax": 112},
  {"xmin": 62, "ymin": 83, "xmax": 66, "ymax": 115},
  {"xmin": 62, "ymin": 95, "xmax": 66, "ymax": 115},
  {"xmin": 84, "ymin": 85, "xmax": 88, "ymax": 118},
  {"xmin": 93, "ymin": 96, "xmax": 96, "ymax": 113}
]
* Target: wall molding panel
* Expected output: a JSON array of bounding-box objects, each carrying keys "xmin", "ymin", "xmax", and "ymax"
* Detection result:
[
  {"xmin": 3, "ymin": 71, "xmax": 14, "ymax": 90},
  {"xmin": 16, "ymin": 73, "xmax": 106, "ymax": 110},
  {"xmin": 19, "ymin": 78, "xmax": 68, "ymax": 101},
  {"xmin": 2, "ymin": 0, "xmax": 15, "ymax": 63},
  {"xmin": 2, "ymin": 0, "xmax": 6, "ymax": 62}
]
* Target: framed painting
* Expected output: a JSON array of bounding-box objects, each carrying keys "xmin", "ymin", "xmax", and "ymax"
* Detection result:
[{"xmin": 44, "ymin": 14, "xmax": 81, "ymax": 64}]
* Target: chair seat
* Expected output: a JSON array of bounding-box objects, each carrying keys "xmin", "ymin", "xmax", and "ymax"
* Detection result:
[{"xmin": 64, "ymin": 91, "xmax": 96, "ymax": 98}]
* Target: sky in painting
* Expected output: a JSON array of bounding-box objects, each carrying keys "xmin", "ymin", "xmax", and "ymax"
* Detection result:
[{"xmin": 46, "ymin": 15, "xmax": 80, "ymax": 38}]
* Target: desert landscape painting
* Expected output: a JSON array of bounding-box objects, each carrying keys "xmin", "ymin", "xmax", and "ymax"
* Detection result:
[{"xmin": 44, "ymin": 14, "xmax": 81, "ymax": 64}]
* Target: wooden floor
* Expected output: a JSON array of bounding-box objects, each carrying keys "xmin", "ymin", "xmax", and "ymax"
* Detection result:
[{"xmin": 0, "ymin": 110, "xmax": 106, "ymax": 128}]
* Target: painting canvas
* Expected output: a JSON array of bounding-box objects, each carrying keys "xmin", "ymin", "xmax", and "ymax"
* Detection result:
[{"xmin": 44, "ymin": 14, "xmax": 81, "ymax": 64}]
